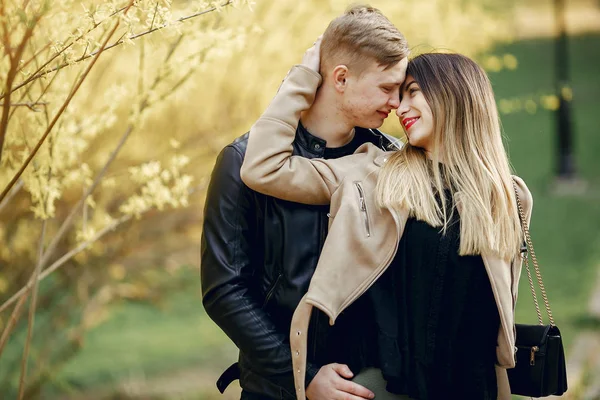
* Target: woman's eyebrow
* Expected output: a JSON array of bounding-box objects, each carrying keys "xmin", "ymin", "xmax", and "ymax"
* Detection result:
[{"xmin": 401, "ymin": 80, "xmax": 416, "ymax": 92}]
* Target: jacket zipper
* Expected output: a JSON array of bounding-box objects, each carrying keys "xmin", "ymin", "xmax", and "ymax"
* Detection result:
[
  {"xmin": 339, "ymin": 210, "xmax": 402, "ymax": 312},
  {"xmin": 263, "ymin": 272, "xmax": 282, "ymax": 308},
  {"xmin": 354, "ymin": 182, "xmax": 371, "ymax": 237}
]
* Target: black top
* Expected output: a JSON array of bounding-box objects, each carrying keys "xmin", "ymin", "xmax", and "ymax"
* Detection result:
[
  {"xmin": 297, "ymin": 121, "xmax": 374, "ymax": 159},
  {"xmin": 367, "ymin": 206, "xmax": 501, "ymax": 400}
]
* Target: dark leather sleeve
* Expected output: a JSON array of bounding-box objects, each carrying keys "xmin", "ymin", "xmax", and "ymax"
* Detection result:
[
  {"xmin": 305, "ymin": 364, "xmax": 320, "ymax": 389},
  {"xmin": 201, "ymin": 144, "xmax": 323, "ymax": 395},
  {"xmin": 201, "ymin": 145, "xmax": 294, "ymax": 373}
]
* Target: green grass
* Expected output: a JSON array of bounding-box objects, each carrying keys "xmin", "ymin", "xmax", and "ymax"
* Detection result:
[
  {"xmin": 9, "ymin": 33, "xmax": 598, "ymax": 399},
  {"xmin": 45, "ymin": 279, "xmax": 237, "ymax": 396}
]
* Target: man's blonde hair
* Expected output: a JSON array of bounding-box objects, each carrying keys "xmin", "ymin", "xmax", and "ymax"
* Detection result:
[{"xmin": 321, "ymin": 4, "xmax": 409, "ymax": 75}]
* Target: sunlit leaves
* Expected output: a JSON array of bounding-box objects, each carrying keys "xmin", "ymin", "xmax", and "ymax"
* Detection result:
[
  {"xmin": 498, "ymin": 91, "xmax": 572, "ymax": 115},
  {"xmin": 119, "ymin": 155, "xmax": 193, "ymax": 219},
  {"xmin": 481, "ymin": 53, "xmax": 519, "ymax": 72}
]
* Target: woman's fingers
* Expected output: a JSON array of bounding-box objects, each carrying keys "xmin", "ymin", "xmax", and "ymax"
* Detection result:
[{"xmin": 301, "ymin": 35, "xmax": 322, "ymax": 72}]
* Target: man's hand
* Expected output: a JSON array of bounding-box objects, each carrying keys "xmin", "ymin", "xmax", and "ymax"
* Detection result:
[
  {"xmin": 301, "ymin": 35, "xmax": 322, "ymax": 73},
  {"xmin": 306, "ymin": 363, "xmax": 374, "ymax": 400}
]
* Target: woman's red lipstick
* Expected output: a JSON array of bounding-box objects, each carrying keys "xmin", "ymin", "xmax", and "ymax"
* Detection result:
[{"xmin": 402, "ymin": 117, "xmax": 419, "ymax": 130}]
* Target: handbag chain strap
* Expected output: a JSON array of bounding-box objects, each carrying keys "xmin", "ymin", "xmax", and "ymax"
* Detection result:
[{"xmin": 512, "ymin": 180, "xmax": 555, "ymax": 327}]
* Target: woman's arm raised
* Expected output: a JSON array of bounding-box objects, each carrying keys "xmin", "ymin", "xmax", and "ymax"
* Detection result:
[{"xmin": 240, "ymin": 41, "xmax": 365, "ymax": 205}]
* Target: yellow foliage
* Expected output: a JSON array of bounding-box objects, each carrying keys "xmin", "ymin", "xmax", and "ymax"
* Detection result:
[
  {"xmin": 542, "ymin": 95, "xmax": 560, "ymax": 111},
  {"xmin": 483, "ymin": 55, "xmax": 503, "ymax": 72},
  {"xmin": 0, "ymin": 276, "xmax": 9, "ymax": 294},
  {"xmin": 109, "ymin": 264, "xmax": 127, "ymax": 281},
  {"xmin": 561, "ymin": 86, "xmax": 574, "ymax": 101},
  {"xmin": 503, "ymin": 53, "xmax": 519, "ymax": 70},
  {"xmin": 525, "ymin": 99, "xmax": 538, "ymax": 114}
]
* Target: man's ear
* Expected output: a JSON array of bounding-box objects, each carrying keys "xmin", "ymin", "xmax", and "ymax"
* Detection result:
[{"xmin": 332, "ymin": 65, "xmax": 349, "ymax": 93}]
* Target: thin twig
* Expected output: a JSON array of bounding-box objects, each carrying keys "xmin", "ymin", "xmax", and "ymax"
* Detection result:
[
  {"xmin": 1, "ymin": 215, "xmax": 131, "ymax": 317},
  {"xmin": 0, "ymin": 16, "xmax": 124, "ymax": 204},
  {"xmin": 0, "ymin": 1, "xmax": 13, "ymax": 63},
  {"xmin": 4, "ymin": 102, "xmax": 48, "ymax": 111},
  {"xmin": 0, "ymin": 32, "xmax": 177, "ymax": 315},
  {"xmin": 150, "ymin": 2, "xmax": 159, "ymax": 31},
  {"xmin": 139, "ymin": 35, "xmax": 184, "ymax": 109},
  {"xmin": 0, "ymin": 181, "xmax": 203, "ymax": 316},
  {"xmin": 2, "ymin": 4, "xmax": 130, "ymax": 101},
  {"xmin": 17, "ymin": 220, "xmax": 47, "ymax": 400},
  {"xmin": 0, "ymin": 179, "xmax": 24, "ymax": 214},
  {"xmin": 0, "ymin": 295, "xmax": 28, "ymax": 358},
  {"xmin": 0, "ymin": 124, "xmax": 133, "ymax": 316},
  {"xmin": 0, "ymin": 8, "xmax": 205, "ymax": 316},
  {"xmin": 156, "ymin": 64, "xmax": 198, "ymax": 104},
  {"xmin": 138, "ymin": 33, "xmax": 145, "ymax": 97},
  {"xmin": 16, "ymin": 41, "xmax": 51, "ymax": 73},
  {"xmin": 5, "ymin": 0, "xmax": 235, "ymax": 96},
  {"xmin": 8, "ymin": 52, "xmax": 59, "ymax": 122},
  {"xmin": 0, "ymin": 4, "xmax": 45, "ymax": 160}
]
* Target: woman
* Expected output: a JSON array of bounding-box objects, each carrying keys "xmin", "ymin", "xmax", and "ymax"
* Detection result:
[{"xmin": 240, "ymin": 42, "xmax": 532, "ymax": 400}]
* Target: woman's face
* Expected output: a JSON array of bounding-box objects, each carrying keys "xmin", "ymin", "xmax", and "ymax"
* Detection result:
[{"xmin": 396, "ymin": 75, "xmax": 434, "ymax": 154}]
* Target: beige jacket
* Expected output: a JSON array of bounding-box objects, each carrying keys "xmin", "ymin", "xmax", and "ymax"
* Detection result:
[{"xmin": 240, "ymin": 65, "xmax": 533, "ymax": 400}]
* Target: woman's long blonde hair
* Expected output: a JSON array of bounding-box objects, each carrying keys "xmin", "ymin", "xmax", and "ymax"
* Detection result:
[{"xmin": 376, "ymin": 53, "xmax": 522, "ymax": 260}]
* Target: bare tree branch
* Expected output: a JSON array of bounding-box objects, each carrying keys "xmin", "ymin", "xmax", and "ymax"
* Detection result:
[
  {"xmin": 0, "ymin": 214, "xmax": 131, "ymax": 318},
  {"xmin": 4, "ymin": 4, "xmax": 130, "ymax": 101},
  {"xmin": 0, "ymin": 5, "xmax": 44, "ymax": 161},
  {"xmin": 4, "ymin": 102, "xmax": 48, "ymax": 111},
  {"xmin": 4, "ymin": 0, "xmax": 235, "ymax": 97},
  {"xmin": 0, "ymin": 14, "xmax": 125, "ymax": 204},
  {"xmin": 0, "ymin": 294, "xmax": 28, "ymax": 358},
  {"xmin": 0, "ymin": 182, "xmax": 203, "ymax": 316},
  {"xmin": 8, "ymin": 53, "xmax": 60, "ymax": 122},
  {"xmin": 17, "ymin": 221, "xmax": 47, "ymax": 400},
  {"xmin": 0, "ymin": 178, "xmax": 24, "ymax": 214}
]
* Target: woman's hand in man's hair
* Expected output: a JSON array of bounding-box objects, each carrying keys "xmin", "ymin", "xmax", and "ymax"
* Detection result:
[{"xmin": 302, "ymin": 35, "xmax": 322, "ymax": 73}]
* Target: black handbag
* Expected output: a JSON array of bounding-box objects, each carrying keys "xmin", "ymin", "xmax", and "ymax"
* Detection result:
[{"xmin": 507, "ymin": 181, "xmax": 568, "ymax": 397}]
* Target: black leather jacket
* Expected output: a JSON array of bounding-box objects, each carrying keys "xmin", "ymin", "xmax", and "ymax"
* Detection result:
[{"xmin": 201, "ymin": 125, "xmax": 398, "ymax": 399}]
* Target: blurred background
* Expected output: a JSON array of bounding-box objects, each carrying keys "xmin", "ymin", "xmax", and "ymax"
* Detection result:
[{"xmin": 0, "ymin": 0, "xmax": 598, "ymax": 398}]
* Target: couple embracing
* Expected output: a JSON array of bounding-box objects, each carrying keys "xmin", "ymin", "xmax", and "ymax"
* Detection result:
[{"xmin": 202, "ymin": 5, "xmax": 531, "ymax": 400}]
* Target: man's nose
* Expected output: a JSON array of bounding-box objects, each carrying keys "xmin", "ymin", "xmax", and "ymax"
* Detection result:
[{"xmin": 388, "ymin": 94, "xmax": 400, "ymax": 109}]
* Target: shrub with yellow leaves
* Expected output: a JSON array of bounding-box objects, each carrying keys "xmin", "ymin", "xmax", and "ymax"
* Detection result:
[{"xmin": 0, "ymin": 0, "xmax": 254, "ymax": 396}]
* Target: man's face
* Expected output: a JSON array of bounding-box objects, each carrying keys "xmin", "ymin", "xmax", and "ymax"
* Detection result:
[{"xmin": 341, "ymin": 57, "xmax": 408, "ymax": 129}]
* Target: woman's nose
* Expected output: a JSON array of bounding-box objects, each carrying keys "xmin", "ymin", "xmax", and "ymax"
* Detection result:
[{"xmin": 396, "ymin": 104, "xmax": 408, "ymax": 117}]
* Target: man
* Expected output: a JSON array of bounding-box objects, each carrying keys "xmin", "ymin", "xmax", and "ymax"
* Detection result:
[{"xmin": 201, "ymin": 5, "xmax": 409, "ymax": 399}]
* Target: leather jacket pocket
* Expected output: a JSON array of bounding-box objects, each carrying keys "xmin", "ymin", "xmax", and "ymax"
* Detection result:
[{"xmin": 263, "ymin": 272, "xmax": 283, "ymax": 309}]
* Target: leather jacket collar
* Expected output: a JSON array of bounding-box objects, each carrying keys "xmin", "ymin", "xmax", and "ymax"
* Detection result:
[{"xmin": 296, "ymin": 121, "xmax": 390, "ymax": 156}]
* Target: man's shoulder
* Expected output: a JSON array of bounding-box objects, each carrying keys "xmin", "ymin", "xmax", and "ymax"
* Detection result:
[{"xmin": 226, "ymin": 131, "xmax": 250, "ymax": 155}]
